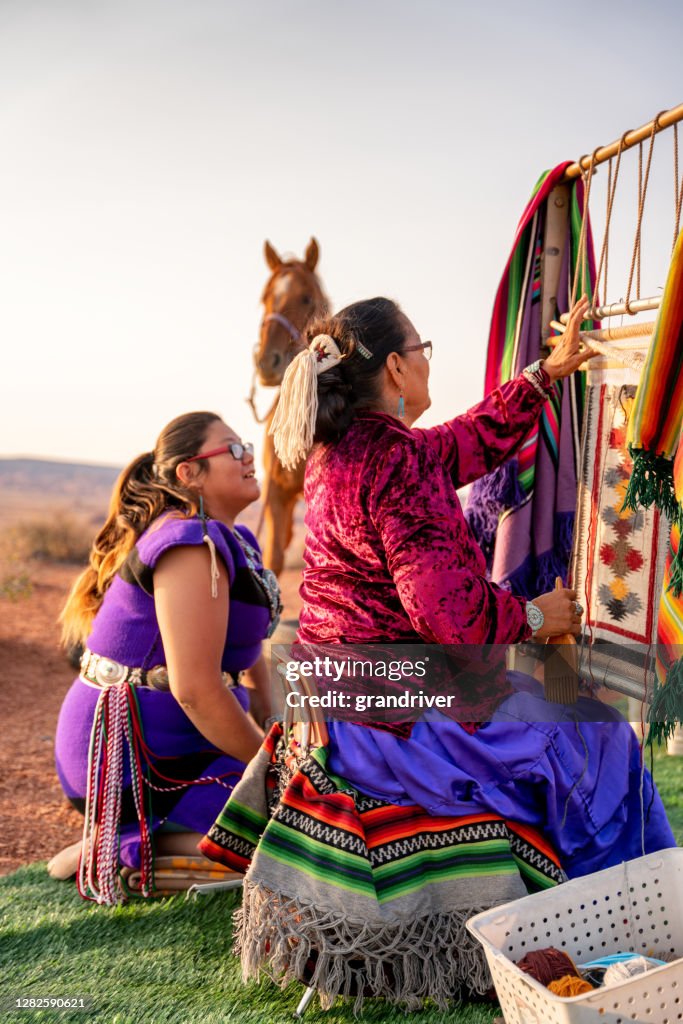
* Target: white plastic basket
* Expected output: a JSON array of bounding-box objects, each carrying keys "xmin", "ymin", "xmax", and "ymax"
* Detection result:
[{"xmin": 467, "ymin": 849, "xmax": 683, "ymax": 1024}]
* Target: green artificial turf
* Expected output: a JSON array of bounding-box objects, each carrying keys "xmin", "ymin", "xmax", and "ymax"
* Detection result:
[
  {"xmin": 0, "ymin": 866, "xmax": 499, "ymax": 1024},
  {"xmin": 1, "ymin": 749, "xmax": 680, "ymax": 1024},
  {"xmin": 651, "ymin": 744, "xmax": 683, "ymax": 844}
]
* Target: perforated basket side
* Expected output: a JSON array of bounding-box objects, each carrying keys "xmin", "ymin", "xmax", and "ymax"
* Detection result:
[{"xmin": 468, "ymin": 851, "xmax": 683, "ymax": 1024}]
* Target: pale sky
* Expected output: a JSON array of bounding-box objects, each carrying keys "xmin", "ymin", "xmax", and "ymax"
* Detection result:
[{"xmin": 1, "ymin": 0, "xmax": 681, "ymax": 469}]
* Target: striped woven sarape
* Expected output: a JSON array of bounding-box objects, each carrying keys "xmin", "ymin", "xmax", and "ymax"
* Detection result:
[
  {"xmin": 200, "ymin": 724, "xmax": 564, "ymax": 1010},
  {"xmin": 624, "ymin": 227, "xmax": 683, "ymax": 531},
  {"xmin": 620, "ymin": 228, "xmax": 683, "ymax": 740},
  {"xmin": 466, "ymin": 162, "xmax": 598, "ymax": 598}
]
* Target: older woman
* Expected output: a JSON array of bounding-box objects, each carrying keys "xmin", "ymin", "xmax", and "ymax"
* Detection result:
[
  {"xmin": 201, "ymin": 303, "xmax": 674, "ymax": 1008},
  {"xmin": 51, "ymin": 411, "xmax": 280, "ymax": 902}
]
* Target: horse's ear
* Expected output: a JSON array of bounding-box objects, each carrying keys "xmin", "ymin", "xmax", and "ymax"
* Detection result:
[
  {"xmin": 304, "ymin": 237, "xmax": 319, "ymax": 272},
  {"xmin": 264, "ymin": 240, "xmax": 281, "ymax": 271}
]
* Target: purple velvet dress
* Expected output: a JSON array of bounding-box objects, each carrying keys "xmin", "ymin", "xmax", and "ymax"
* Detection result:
[
  {"xmin": 298, "ymin": 376, "xmax": 675, "ymax": 878},
  {"xmin": 55, "ymin": 515, "xmax": 271, "ymax": 869}
]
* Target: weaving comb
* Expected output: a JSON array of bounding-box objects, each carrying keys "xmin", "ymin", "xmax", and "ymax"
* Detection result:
[{"xmin": 544, "ymin": 577, "xmax": 579, "ymax": 705}]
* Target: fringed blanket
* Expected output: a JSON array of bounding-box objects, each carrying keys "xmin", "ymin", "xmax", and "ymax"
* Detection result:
[
  {"xmin": 620, "ymin": 229, "xmax": 683, "ymax": 741},
  {"xmin": 200, "ymin": 724, "xmax": 564, "ymax": 1011},
  {"xmin": 467, "ymin": 163, "xmax": 598, "ymax": 598},
  {"xmin": 624, "ymin": 228, "xmax": 683, "ymax": 525}
]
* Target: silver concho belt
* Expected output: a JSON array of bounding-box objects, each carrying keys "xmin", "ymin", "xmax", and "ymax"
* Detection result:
[{"xmin": 79, "ymin": 648, "xmax": 241, "ymax": 692}]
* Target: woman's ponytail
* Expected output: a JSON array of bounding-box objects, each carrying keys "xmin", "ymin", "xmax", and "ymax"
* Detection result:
[{"xmin": 60, "ymin": 411, "xmax": 220, "ymax": 649}]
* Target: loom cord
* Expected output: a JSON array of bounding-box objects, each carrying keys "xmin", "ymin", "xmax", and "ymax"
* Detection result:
[
  {"xmin": 674, "ymin": 124, "xmax": 683, "ymax": 250},
  {"xmin": 626, "ymin": 118, "xmax": 659, "ymax": 310}
]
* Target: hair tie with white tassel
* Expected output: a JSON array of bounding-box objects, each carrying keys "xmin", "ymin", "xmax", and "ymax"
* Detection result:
[{"xmin": 270, "ymin": 334, "xmax": 344, "ymax": 470}]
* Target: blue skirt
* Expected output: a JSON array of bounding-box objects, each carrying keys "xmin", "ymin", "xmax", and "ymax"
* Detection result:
[{"xmin": 326, "ymin": 672, "xmax": 676, "ymax": 878}]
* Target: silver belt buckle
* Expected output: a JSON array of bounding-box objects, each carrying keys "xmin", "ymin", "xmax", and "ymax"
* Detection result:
[{"xmin": 93, "ymin": 656, "xmax": 127, "ymax": 687}]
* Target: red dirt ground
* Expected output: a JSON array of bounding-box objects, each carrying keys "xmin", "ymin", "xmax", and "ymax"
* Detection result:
[{"xmin": 0, "ymin": 556, "xmax": 303, "ymax": 876}]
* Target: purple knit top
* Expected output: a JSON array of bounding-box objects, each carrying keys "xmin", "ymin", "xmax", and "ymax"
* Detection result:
[{"xmin": 87, "ymin": 514, "xmax": 271, "ymax": 672}]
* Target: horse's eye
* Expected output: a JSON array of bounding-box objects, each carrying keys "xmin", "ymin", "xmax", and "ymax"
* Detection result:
[{"xmin": 301, "ymin": 295, "xmax": 312, "ymax": 305}]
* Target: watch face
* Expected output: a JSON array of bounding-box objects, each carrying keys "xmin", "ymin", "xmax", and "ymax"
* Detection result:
[{"xmin": 526, "ymin": 602, "xmax": 544, "ymax": 632}]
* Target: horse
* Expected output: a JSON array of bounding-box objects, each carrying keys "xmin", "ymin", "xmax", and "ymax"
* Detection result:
[{"xmin": 251, "ymin": 237, "xmax": 329, "ymax": 576}]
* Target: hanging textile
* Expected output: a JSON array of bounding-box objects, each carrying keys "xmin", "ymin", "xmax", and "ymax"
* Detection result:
[
  {"xmin": 623, "ymin": 228, "xmax": 683, "ymax": 547},
  {"xmin": 571, "ymin": 374, "xmax": 669, "ymax": 647},
  {"xmin": 621, "ymin": 229, "xmax": 683, "ymax": 740},
  {"xmin": 466, "ymin": 163, "xmax": 598, "ymax": 599}
]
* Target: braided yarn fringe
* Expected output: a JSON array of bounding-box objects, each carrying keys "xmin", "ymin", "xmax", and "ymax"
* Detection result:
[
  {"xmin": 77, "ymin": 681, "xmax": 154, "ymax": 905},
  {"xmin": 647, "ymin": 658, "xmax": 683, "ymax": 747},
  {"xmin": 622, "ymin": 448, "xmax": 679, "ymax": 519},
  {"xmin": 234, "ymin": 879, "xmax": 493, "ymax": 1013}
]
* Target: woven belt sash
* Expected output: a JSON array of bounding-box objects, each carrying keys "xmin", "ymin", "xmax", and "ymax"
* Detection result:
[{"xmin": 79, "ymin": 648, "xmax": 241, "ymax": 692}]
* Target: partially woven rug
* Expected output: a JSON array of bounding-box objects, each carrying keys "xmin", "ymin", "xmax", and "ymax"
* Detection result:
[{"xmin": 572, "ymin": 380, "xmax": 669, "ymax": 646}]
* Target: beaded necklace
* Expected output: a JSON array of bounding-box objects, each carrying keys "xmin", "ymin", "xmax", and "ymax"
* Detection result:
[{"xmin": 233, "ymin": 529, "xmax": 283, "ymax": 638}]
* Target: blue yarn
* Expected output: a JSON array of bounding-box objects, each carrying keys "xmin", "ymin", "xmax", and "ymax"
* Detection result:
[
  {"xmin": 502, "ymin": 511, "xmax": 575, "ymax": 599},
  {"xmin": 465, "ymin": 461, "xmax": 527, "ymax": 568}
]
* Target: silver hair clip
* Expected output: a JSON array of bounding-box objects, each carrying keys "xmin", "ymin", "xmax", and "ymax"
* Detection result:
[{"xmin": 356, "ymin": 340, "xmax": 373, "ymax": 360}]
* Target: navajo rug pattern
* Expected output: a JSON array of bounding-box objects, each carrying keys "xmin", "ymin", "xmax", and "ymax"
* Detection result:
[{"xmin": 572, "ymin": 382, "xmax": 668, "ymax": 645}]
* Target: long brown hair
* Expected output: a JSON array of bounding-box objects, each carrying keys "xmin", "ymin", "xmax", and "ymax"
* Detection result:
[{"xmin": 60, "ymin": 412, "xmax": 220, "ymax": 649}]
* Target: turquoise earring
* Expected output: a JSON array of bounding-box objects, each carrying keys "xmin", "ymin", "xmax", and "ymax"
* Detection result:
[{"xmin": 397, "ymin": 393, "xmax": 405, "ymax": 419}]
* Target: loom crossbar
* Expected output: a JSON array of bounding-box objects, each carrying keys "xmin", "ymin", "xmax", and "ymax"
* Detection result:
[{"xmin": 563, "ymin": 103, "xmax": 683, "ymax": 181}]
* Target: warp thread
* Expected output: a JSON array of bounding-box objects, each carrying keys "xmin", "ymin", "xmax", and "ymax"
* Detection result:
[
  {"xmin": 516, "ymin": 948, "xmax": 579, "ymax": 987},
  {"xmin": 548, "ymin": 975, "xmax": 594, "ymax": 997}
]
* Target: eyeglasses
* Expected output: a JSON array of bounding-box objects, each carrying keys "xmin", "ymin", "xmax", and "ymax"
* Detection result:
[
  {"xmin": 185, "ymin": 442, "xmax": 255, "ymax": 463},
  {"xmin": 402, "ymin": 340, "xmax": 432, "ymax": 361}
]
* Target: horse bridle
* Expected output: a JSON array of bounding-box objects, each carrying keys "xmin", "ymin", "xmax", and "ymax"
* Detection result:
[{"xmin": 261, "ymin": 311, "xmax": 302, "ymax": 344}]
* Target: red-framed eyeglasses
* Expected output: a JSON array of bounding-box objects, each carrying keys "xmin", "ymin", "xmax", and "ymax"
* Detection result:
[{"xmin": 185, "ymin": 442, "xmax": 255, "ymax": 463}]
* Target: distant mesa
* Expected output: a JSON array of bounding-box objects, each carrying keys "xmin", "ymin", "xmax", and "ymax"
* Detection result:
[
  {"xmin": 0, "ymin": 458, "xmax": 122, "ymax": 495},
  {"xmin": 0, "ymin": 458, "xmax": 123, "ymax": 528}
]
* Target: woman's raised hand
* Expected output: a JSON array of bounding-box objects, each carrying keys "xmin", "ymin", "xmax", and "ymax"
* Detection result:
[
  {"xmin": 529, "ymin": 586, "xmax": 582, "ymax": 640},
  {"xmin": 542, "ymin": 295, "xmax": 598, "ymax": 382}
]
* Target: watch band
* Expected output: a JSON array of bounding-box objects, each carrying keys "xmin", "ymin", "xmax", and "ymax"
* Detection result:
[
  {"xmin": 522, "ymin": 360, "xmax": 552, "ymax": 397},
  {"xmin": 525, "ymin": 600, "xmax": 544, "ymax": 635}
]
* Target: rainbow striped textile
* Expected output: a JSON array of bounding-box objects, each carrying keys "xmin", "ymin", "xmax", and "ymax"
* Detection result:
[
  {"xmin": 200, "ymin": 723, "xmax": 563, "ymax": 1010},
  {"xmin": 624, "ymin": 229, "xmax": 683, "ymax": 541},
  {"xmin": 466, "ymin": 163, "xmax": 598, "ymax": 598},
  {"xmin": 620, "ymin": 229, "xmax": 683, "ymax": 742}
]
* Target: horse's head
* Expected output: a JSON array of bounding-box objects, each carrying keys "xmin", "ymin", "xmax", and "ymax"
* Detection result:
[{"xmin": 255, "ymin": 237, "xmax": 329, "ymax": 386}]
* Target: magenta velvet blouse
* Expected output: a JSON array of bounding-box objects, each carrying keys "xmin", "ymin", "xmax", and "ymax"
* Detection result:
[{"xmin": 299, "ymin": 374, "xmax": 549, "ymax": 647}]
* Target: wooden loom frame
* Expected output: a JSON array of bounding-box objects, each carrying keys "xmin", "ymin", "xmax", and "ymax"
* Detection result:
[{"xmin": 535, "ymin": 104, "xmax": 683, "ymax": 702}]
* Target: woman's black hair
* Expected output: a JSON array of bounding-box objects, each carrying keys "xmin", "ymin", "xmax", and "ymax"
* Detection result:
[{"xmin": 305, "ymin": 297, "xmax": 407, "ymax": 444}]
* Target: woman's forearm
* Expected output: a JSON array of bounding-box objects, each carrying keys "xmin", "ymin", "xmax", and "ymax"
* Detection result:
[
  {"xmin": 242, "ymin": 653, "xmax": 273, "ymax": 728},
  {"xmin": 171, "ymin": 675, "xmax": 264, "ymax": 763}
]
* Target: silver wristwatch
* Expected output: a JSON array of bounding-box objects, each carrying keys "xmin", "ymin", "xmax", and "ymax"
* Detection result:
[{"xmin": 525, "ymin": 601, "xmax": 544, "ymax": 635}]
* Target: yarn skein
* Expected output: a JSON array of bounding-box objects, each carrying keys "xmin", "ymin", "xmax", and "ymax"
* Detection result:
[
  {"xmin": 548, "ymin": 976, "xmax": 594, "ymax": 997},
  {"xmin": 516, "ymin": 948, "xmax": 580, "ymax": 987},
  {"xmin": 603, "ymin": 956, "xmax": 656, "ymax": 986}
]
